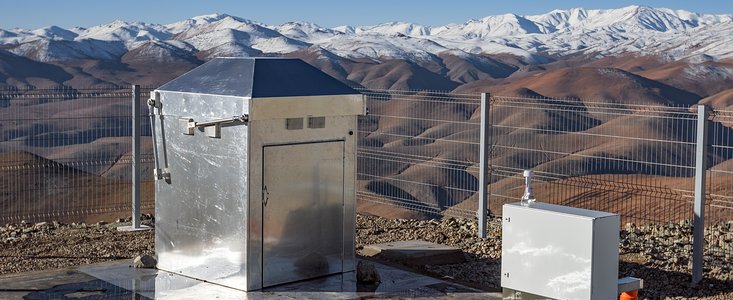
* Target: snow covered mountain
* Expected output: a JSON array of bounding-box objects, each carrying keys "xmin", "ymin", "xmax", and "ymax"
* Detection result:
[{"xmin": 1, "ymin": 6, "xmax": 732, "ymax": 64}]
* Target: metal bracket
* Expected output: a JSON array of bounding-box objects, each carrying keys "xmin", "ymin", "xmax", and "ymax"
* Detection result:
[
  {"xmin": 180, "ymin": 118, "xmax": 195, "ymax": 135},
  {"xmin": 263, "ymin": 185, "xmax": 269, "ymax": 206},
  {"xmin": 181, "ymin": 114, "xmax": 249, "ymax": 138},
  {"xmin": 618, "ymin": 277, "xmax": 643, "ymax": 293},
  {"xmin": 154, "ymin": 168, "xmax": 170, "ymax": 181},
  {"xmin": 148, "ymin": 91, "xmax": 162, "ymax": 109}
]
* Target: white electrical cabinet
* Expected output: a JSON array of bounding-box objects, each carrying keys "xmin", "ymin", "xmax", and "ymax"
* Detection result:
[{"xmin": 501, "ymin": 202, "xmax": 620, "ymax": 300}]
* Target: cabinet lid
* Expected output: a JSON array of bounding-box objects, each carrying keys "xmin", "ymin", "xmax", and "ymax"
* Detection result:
[{"xmin": 159, "ymin": 57, "xmax": 358, "ymax": 99}]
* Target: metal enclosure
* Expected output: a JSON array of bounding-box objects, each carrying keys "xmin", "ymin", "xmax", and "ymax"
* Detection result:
[
  {"xmin": 501, "ymin": 202, "xmax": 620, "ymax": 300},
  {"xmin": 150, "ymin": 57, "xmax": 365, "ymax": 291}
]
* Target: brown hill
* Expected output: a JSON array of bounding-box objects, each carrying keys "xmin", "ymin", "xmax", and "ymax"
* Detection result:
[
  {"xmin": 346, "ymin": 59, "xmax": 460, "ymax": 90},
  {"xmin": 583, "ymin": 54, "xmax": 669, "ymax": 73},
  {"xmin": 0, "ymin": 49, "xmax": 72, "ymax": 88},
  {"xmin": 0, "ymin": 151, "xmax": 152, "ymax": 223},
  {"xmin": 637, "ymin": 60, "xmax": 733, "ymax": 98},
  {"xmin": 454, "ymin": 67, "xmax": 702, "ymax": 106},
  {"xmin": 699, "ymin": 88, "xmax": 733, "ymax": 110},
  {"xmin": 437, "ymin": 52, "xmax": 518, "ymax": 83}
]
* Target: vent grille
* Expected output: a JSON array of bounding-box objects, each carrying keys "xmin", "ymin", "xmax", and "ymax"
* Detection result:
[
  {"xmin": 286, "ymin": 118, "xmax": 303, "ymax": 130},
  {"xmin": 308, "ymin": 116, "xmax": 326, "ymax": 129}
]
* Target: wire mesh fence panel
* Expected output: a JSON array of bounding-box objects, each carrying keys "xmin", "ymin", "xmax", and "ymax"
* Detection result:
[
  {"xmin": 487, "ymin": 96, "xmax": 698, "ymax": 226},
  {"xmin": 356, "ymin": 89, "xmax": 482, "ymax": 219},
  {"xmin": 0, "ymin": 86, "xmax": 145, "ymax": 223},
  {"xmin": 706, "ymin": 109, "xmax": 733, "ymax": 260}
]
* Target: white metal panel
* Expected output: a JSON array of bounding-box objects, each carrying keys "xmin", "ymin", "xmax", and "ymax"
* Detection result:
[
  {"xmin": 501, "ymin": 202, "xmax": 619, "ymax": 300},
  {"xmin": 592, "ymin": 214, "xmax": 620, "ymax": 298}
]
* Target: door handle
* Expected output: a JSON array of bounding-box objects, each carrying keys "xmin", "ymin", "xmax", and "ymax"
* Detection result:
[{"xmin": 263, "ymin": 185, "xmax": 269, "ymax": 206}]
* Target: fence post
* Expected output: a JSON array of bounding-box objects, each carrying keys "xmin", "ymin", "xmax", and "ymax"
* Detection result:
[
  {"xmin": 692, "ymin": 104, "xmax": 709, "ymax": 284},
  {"xmin": 119, "ymin": 85, "xmax": 150, "ymax": 232},
  {"xmin": 478, "ymin": 93, "xmax": 491, "ymax": 238},
  {"xmin": 132, "ymin": 85, "xmax": 142, "ymax": 228}
]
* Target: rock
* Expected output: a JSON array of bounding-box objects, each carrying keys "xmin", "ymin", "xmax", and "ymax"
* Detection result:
[
  {"xmin": 97, "ymin": 221, "xmax": 107, "ymax": 226},
  {"xmin": 35, "ymin": 222, "xmax": 48, "ymax": 228},
  {"xmin": 356, "ymin": 260, "xmax": 380, "ymax": 284},
  {"xmin": 133, "ymin": 255, "xmax": 157, "ymax": 268}
]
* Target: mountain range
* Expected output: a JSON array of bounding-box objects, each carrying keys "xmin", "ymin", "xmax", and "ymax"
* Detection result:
[{"xmin": 1, "ymin": 6, "xmax": 733, "ymax": 107}]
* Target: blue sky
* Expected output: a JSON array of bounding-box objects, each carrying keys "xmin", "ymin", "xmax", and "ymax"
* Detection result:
[{"xmin": 2, "ymin": 0, "xmax": 732, "ymax": 29}]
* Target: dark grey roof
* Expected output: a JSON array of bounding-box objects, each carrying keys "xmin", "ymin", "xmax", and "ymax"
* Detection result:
[{"xmin": 158, "ymin": 57, "xmax": 357, "ymax": 98}]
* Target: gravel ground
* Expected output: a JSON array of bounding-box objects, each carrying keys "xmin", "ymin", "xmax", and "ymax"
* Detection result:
[
  {"xmin": 1, "ymin": 213, "xmax": 732, "ymax": 299},
  {"xmin": 0, "ymin": 216, "xmax": 154, "ymax": 274},
  {"xmin": 354, "ymin": 214, "xmax": 733, "ymax": 300}
]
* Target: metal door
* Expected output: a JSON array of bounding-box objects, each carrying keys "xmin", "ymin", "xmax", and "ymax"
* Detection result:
[{"xmin": 262, "ymin": 141, "xmax": 344, "ymax": 287}]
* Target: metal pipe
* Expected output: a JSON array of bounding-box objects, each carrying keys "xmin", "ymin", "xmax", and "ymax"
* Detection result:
[
  {"xmin": 148, "ymin": 92, "xmax": 164, "ymax": 180},
  {"xmin": 193, "ymin": 114, "xmax": 249, "ymax": 128},
  {"xmin": 692, "ymin": 104, "xmax": 709, "ymax": 284},
  {"xmin": 521, "ymin": 169, "xmax": 535, "ymax": 206}
]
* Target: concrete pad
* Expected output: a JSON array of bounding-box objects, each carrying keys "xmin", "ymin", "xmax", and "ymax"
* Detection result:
[
  {"xmin": 361, "ymin": 240, "xmax": 466, "ymax": 266},
  {"xmin": 0, "ymin": 259, "xmax": 501, "ymax": 299}
]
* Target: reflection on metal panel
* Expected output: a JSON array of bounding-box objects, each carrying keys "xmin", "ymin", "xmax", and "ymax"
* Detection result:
[
  {"xmin": 154, "ymin": 91, "xmax": 249, "ymax": 289},
  {"xmin": 263, "ymin": 141, "xmax": 345, "ymax": 287},
  {"xmin": 159, "ymin": 58, "xmax": 256, "ymax": 97}
]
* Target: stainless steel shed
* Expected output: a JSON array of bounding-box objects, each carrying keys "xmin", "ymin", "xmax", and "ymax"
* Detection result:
[{"xmin": 149, "ymin": 57, "xmax": 365, "ymax": 291}]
